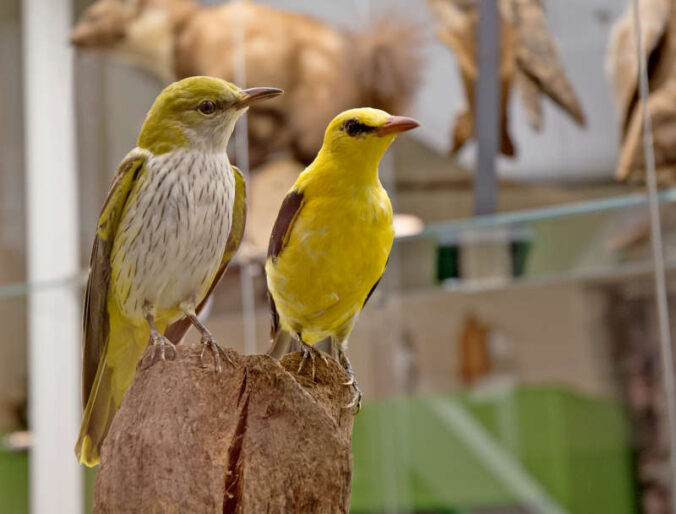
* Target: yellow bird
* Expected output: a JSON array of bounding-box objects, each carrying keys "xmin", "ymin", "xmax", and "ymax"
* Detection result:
[
  {"xmin": 75, "ymin": 77, "xmax": 282, "ymax": 466},
  {"xmin": 265, "ymin": 108, "xmax": 419, "ymax": 410}
]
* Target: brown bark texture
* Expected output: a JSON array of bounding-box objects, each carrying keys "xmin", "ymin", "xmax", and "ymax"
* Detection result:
[{"xmin": 93, "ymin": 341, "xmax": 354, "ymax": 513}]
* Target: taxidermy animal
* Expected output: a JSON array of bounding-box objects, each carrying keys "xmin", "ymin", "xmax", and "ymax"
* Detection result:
[
  {"xmin": 75, "ymin": 76, "xmax": 281, "ymax": 466},
  {"xmin": 70, "ymin": 0, "xmax": 423, "ymax": 167},
  {"xmin": 607, "ymin": 0, "xmax": 676, "ymax": 183},
  {"xmin": 426, "ymin": 0, "xmax": 586, "ymax": 157},
  {"xmin": 604, "ymin": 0, "xmax": 676, "ymax": 254},
  {"xmin": 265, "ymin": 108, "xmax": 419, "ymax": 413}
]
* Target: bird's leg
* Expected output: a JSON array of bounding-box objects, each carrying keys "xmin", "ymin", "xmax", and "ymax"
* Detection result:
[
  {"xmin": 328, "ymin": 337, "xmax": 340, "ymax": 361},
  {"xmin": 266, "ymin": 330, "xmax": 295, "ymax": 359},
  {"xmin": 181, "ymin": 306, "xmax": 232, "ymax": 373},
  {"xmin": 295, "ymin": 334, "xmax": 328, "ymax": 381},
  {"xmin": 145, "ymin": 312, "xmax": 177, "ymax": 365},
  {"xmin": 337, "ymin": 344, "xmax": 362, "ymax": 414}
]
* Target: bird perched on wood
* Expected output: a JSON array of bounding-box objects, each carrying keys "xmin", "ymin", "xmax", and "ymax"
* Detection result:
[
  {"xmin": 265, "ymin": 108, "xmax": 419, "ymax": 412},
  {"xmin": 426, "ymin": 0, "xmax": 585, "ymax": 157},
  {"xmin": 75, "ymin": 76, "xmax": 282, "ymax": 466},
  {"xmin": 607, "ymin": 0, "xmax": 676, "ymax": 183},
  {"xmin": 70, "ymin": 0, "xmax": 423, "ymax": 167}
]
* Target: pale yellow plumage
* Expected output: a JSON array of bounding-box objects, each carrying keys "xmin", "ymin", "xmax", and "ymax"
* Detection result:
[{"xmin": 76, "ymin": 77, "xmax": 281, "ymax": 466}]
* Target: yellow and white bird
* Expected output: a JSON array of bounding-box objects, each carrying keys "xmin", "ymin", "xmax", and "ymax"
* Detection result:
[
  {"xmin": 75, "ymin": 76, "xmax": 282, "ymax": 466},
  {"xmin": 265, "ymin": 108, "xmax": 419, "ymax": 411}
]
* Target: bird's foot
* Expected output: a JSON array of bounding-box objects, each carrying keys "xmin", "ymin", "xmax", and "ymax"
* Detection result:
[
  {"xmin": 199, "ymin": 334, "xmax": 233, "ymax": 373},
  {"xmin": 338, "ymin": 347, "xmax": 362, "ymax": 414},
  {"xmin": 345, "ymin": 382, "xmax": 362, "ymax": 415},
  {"xmin": 342, "ymin": 367, "xmax": 362, "ymax": 414},
  {"xmin": 144, "ymin": 332, "xmax": 177, "ymax": 367},
  {"xmin": 296, "ymin": 342, "xmax": 329, "ymax": 381}
]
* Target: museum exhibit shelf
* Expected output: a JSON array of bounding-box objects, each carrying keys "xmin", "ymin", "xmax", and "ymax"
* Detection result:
[
  {"xmin": 1, "ymin": 187, "xmax": 676, "ymax": 302},
  {"xmin": 391, "ymin": 186, "xmax": 676, "ymax": 295}
]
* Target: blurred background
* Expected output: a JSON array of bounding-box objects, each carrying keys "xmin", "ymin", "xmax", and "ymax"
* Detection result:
[{"xmin": 4, "ymin": 0, "xmax": 676, "ymax": 512}]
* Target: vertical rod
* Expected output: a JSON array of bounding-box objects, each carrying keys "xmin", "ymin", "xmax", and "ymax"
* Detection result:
[
  {"xmin": 22, "ymin": 0, "xmax": 82, "ymax": 511},
  {"xmin": 631, "ymin": 1, "xmax": 676, "ymax": 509},
  {"xmin": 233, "ymin": 2, "xmax": 258, "ymax": 355},
  {"xmin": 475, "ymin": 0, "xmax": 500, "ymax": 215}
]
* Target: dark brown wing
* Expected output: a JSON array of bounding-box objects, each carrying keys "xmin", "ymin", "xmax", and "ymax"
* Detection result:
[
  {"xmin": 82, "ymin": 151, "xmax": 147, "ymax": 408},
  {"xmin": 267, "ymin": 189, "xmax": 304, "ymax": 260},
  {"xmin": 165, "ymin": 165, "xmax": 248, "ymax": 343},
  {"xmin": 266, "ymin": 189, "xmax": 305, "ymax": 318},
  {"xmin": 265, "ymin": 188, "xmax": 304, "ymax": 344}
]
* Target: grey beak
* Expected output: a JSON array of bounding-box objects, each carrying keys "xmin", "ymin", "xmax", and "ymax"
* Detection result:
[{"xmin": 236, "ymin": 87, "xmax": 284, "ymax": 108}]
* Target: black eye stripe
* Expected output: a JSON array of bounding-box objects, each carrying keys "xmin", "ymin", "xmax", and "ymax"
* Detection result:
[{"xmin": 342, "ymin": 118, "xmax": 376, "ymax": 137}]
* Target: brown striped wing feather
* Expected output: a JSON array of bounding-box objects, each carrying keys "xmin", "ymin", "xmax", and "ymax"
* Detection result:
[{"xmin": 82, "ymin": 152, "xmax": 147, "ymax": 408}]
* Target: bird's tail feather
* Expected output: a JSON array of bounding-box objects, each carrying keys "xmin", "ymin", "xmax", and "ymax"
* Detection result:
[
  {"xmin": 348, "ymin": 17, "xmax": 426, "ymax": 114},
  {"xmin": 74, "ymin": 352, "xmax": 116, "ymax": 467},
  {"xmin": 75, "ymin": 304, "xmax": 151, "ymax": 467}
]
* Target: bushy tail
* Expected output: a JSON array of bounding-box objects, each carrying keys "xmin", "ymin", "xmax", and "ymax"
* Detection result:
[{"xmin": 348, "ymin": 17, "xmax": 426, "ymax": 114}]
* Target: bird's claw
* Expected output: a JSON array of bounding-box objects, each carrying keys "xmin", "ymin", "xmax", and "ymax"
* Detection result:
[
  {"xmin": 345, "ymin": 386, "xmax": 362, "ymax": 415},
  {"xmin": 145, "ymin": 333, "xmax": 177, "ymax": 367},
  {"xmin": 339, "ymin": 351, "xmax": 361, "ymax": 414},
  {"xmin": 199, "ymin": 335, "xmax": 232, "ymax": 373},
  {"xmin": 296, "ymin": 344, "xmax": 328, "ymax": 381}
]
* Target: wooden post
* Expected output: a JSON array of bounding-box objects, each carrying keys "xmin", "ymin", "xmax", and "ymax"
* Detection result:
[{"xmin": 93, "ymin": 342, "xmax": 354, "ymax": 513}]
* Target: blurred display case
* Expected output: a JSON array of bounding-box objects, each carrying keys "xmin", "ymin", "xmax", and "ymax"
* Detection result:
[{"xmin": 3, "ymin": 0, "xmax": 676, "ymax": 513}]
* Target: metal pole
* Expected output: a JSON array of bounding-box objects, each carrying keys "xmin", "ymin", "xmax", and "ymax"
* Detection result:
[
  {"xmin": 631, "ymin": 1, "xmax": 676, "ymax": 509},
  {"xmin": 22, "ymin": 0, "xmax": 82, "ymax": 511},
  {"xmin": 233, "ymin": 2, "xmax": 258, "ymax": 355},
  {"xmin": 475, "ymin": 0, "xmax": 500, "ymax": 215}
]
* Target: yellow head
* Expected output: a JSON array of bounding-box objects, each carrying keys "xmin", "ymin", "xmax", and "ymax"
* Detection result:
[
  {"xmin": 318, "ymin": 108, "xmax": 419, "ymax": 175},
  {"xmin": 138, "ymin": 76, "xmax": 282, "ymax": 154}
]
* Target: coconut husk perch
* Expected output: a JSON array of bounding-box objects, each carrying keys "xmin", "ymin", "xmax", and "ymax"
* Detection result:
[{"xmin": 93, "ymin": 341, "xmax": 354, "ymax": 513}]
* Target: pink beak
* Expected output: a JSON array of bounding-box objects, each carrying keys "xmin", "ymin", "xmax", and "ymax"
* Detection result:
[{"xmin": 376, "ymin": 116, "xmax": 420, "ymax": 136}]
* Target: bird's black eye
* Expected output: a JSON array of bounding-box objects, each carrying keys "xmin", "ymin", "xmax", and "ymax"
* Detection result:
[
  {"xmin": 197, "ymin": 100, "xmax": 216, "ymax": 115},
  {"xmin": 342, "ymin": 118, "xmax": 375, "ymax": 137}
]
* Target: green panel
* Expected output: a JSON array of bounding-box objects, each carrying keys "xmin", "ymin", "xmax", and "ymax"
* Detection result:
[
  {"xmin": 0, "ymin": 450, "xmax": 28, "ymax": 514},
  {"xmin": 84, "ymin": 467, "xmax": 97, "ymax": 512},
  {"xmin": 0, "ymin": 449, "xmax": 97, "ymax": 514},
  {"xmin": 351, "ymin": 397, "xmax": 517, "ymax": 513},
  {"xmin": 557, "ymin": 389, "xmax": 636, "ymax": 514},
  {"xmin": 351, "ymin": 387, "xmax": 636, "ymax": 514}
]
